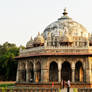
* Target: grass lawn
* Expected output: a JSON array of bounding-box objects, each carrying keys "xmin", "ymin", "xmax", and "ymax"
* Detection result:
[
  {"xmin": 73, "ymin": 88, "xmax": 78, "ymax": 92},
  {"xmin": 0, "ymin": 83, "xmax": 15, "ymax": 87},
  {"xmin": 0, "ymin": 81, "xmax": 15, "ymax": 87}
]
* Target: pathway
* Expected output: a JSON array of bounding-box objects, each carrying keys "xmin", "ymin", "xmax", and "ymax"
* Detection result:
[{"xmin": 60, "ymin": 88, "xmax": 74, "ymax": 92}]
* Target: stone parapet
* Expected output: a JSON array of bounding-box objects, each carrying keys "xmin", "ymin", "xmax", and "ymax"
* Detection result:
[{"xmin": 19, "ymin": 46, "xmax": 92, "ymax": 57}]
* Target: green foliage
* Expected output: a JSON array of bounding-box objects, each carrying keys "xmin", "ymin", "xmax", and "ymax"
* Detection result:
[
  {"xmin": 0, "ymin": 42, "xmax": 23, "ymax": 81},
  {"xmin": 73, "ymin": 88, "xmax": 78, "ymax": 92}
]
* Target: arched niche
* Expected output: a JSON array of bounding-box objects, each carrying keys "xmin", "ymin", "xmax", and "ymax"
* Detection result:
[
  {"xmin": 75, "ymin": 61, "xmax": 84, "ymax": 82},
  {"xmin": 61, "ymin": 61, "xmax": 72, "ymax": 81},
  {"xmin": 28, "ymin": 62, "xmax": 34, "ymax": 82},
  {"xmin": 35, "ymin": 61, "xmax": 41, "ymax": 82},
  {"xmin": 49, "ymin": 61, "xmax": 58, "ymax": 82}
]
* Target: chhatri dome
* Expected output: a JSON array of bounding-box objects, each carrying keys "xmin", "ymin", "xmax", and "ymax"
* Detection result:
[
  {"xmin": 33, "ymin": 32, "xmax": 44, "ymax": 46},
  {"xmin": 43, "ymin": 8, "xmax": 88, "ymax": 39}
]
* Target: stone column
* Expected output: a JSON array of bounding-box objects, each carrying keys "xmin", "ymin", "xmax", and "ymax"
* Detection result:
[
  {"xmin": 33, "ymin": 62, "xmax": 37, "ymax": 82},
  {"xmin": 72, "ymin": 68, "xmax": 75, "ymax": 82},
  {"xmin": 16, "ymin": 61, "xmax": 22, "ymax": 82},
  {"xmin": 72, "ymin": 62, "xmax": 75, "ymax": 82},
  {"xmin": 83, "ymin": 69, "xmax": 86, "ymax": 83},
  {"xmin": 83, "ymin": 62, "xmax": 86, "ymax": 83},
  {"xmin": 26, "ymin": 61, "xmax": 32, "ymax": 82},
  {"xmin": 41, "ymin": 69, "xmax": 49, "ymax": 83},
  {"xmin": 16, "ymin": 62, "xmax": 19, "ymax": 82},
  {"xmin": 85, "ymin": 59, "xmax": 90, "ymax": 83},
  {"xmin": 26, "ymin": 70, "xmax": 30, "ymax": 82},
  {"xmin": 26, "ymin": 61, "xmax": 29, "ymax": 82},
  {"xmin": 41, "ymin": 58, "xmax": 49, "ymax": 83},
  {"xmin": 17, "ymin": 69, "xmax": 24, "ymax": 82},
  {"xmin": 57, "ymin": 40, "xmax": 60, "ymax": 47},
  {"xmin": 87, "ymin": 41, "xmax": 89, "ymax": 47},
  {"xmin": 16, "ymin": 69, "xmax": 19, "ymax": 82},
  {"xmin": 58, "ymin": 62, "xmax": 61, "ymax": 82}
]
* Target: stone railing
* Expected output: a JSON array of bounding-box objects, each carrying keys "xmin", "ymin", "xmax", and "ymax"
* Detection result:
[
  {"xmin": 20, "ymin": 45, "xmax": 92, "ymax": 56},
  {"xmin": 20, "ymin": 46, "xmax": 44, "ymax": 53}
]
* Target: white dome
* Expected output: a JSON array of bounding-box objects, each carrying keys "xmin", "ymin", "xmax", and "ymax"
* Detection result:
[{"xmin": 43, "ymin": 9, "xmax": 88, "ymax": 39}]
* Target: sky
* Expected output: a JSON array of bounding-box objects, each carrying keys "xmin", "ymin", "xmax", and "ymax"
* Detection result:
[{"xmin": 0, "ymin": 0, "xmax": 92, "ymax": 46}]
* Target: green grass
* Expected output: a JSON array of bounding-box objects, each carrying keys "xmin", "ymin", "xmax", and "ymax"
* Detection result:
[{"xmin": 0, "ymin": 83, "xmax": 15, "ymax": 87}]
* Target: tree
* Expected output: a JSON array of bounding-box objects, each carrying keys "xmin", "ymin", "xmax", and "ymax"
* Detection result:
[{"xmin": 0, "ymin": 42, "xmax": 24, "ymax": 81}]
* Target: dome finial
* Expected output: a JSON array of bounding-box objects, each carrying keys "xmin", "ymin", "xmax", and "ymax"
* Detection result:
[
  {"xmin": 30, "ymin": 36, "xmax": 33, "ymax": 40},
  {"xmin": 63, "ymin": 8, "xmax": 68, "ymax": 16},
  {"xmin": 38, "ymin": 32, "xmax": 40, "ymax": 36}
]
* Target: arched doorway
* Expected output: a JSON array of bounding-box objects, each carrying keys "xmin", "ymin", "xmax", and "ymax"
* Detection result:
[
  {"xmin": 61, "ymin": 61, "xmax": 72, "ymax": 81},
  {"xmin": 75, "ymin": 61, "xmax": 84, "ymax": 82},
  {"xmin": 29, "ymin": 62, "xmax": 34, "ymax": 82},
  {"xmin": 49, "ymin": 62, "xmax": 58, "ymax": 82},
  {"xmin": 36, "ymin": 62, "xmax": 41, "ymax": 82}
]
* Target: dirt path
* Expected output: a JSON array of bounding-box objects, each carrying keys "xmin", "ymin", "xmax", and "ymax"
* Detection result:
[
  {"xmin": 61, "ymin": 88, "xmax": 73, "ymax": 92},
  {"xmin": 0, "ymin": 81, "xmax": 15, "ymax": 84}
]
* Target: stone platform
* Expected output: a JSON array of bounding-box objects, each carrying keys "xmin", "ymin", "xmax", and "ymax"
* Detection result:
[{"xmin": 16, "ymin": 82, "xmax": 92, "ymax": 88}]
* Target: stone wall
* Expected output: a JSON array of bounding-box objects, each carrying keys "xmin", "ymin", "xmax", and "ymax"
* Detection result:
[{"xmin": 78, "ymin": 88, "xmax": 92, "ymax": 92}]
